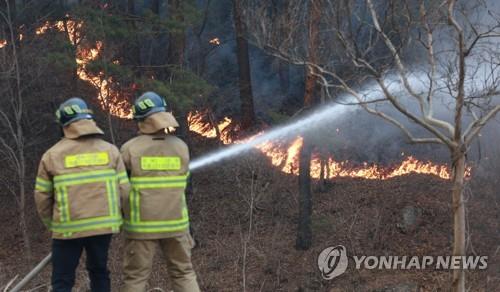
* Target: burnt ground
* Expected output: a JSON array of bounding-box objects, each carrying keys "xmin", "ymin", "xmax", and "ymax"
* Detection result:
[{"xmin": 0, "ymin": 144, "xmax": 499, "ymax": 291}]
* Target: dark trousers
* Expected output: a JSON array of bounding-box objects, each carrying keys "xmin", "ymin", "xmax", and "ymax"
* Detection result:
[{"xmin": 52, "ymin": 234, "xmax": 112, "ymax": 292}]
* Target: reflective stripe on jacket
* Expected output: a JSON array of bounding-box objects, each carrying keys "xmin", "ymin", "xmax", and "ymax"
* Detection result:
[
  {"xmin": 120, "ymin": 133, "xmax": 190, "ymax": 239},
  {"xmin": 34, "ymin": 121, "xmax": 129, "ymax": 239}
]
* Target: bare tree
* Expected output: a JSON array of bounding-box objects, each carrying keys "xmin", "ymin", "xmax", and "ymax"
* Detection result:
[
  {"xmin": 244, "ymin": 0, "xmax": 500, "ymax": 290},
  {"xmin": 0, "ymin": 0, "xmax": 32, "ymax": 263},
  {"xmin": 297, "ymin": 138, "xmax": 313, "ymax": 250},
  {"xmin": 233, "ymin": 0, "xmax": 256, "ymax": 130},
  {"xmin": 296, "ymin": 0, "xmax": 321, "ymax": 250}
]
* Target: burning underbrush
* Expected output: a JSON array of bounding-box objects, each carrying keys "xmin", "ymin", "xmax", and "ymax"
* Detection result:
[
  {"xmin": 35, "ymin": 19, "xmax": 133, "ymax": 119},
  {"xmin": 30, "ymin": 19, "xmax": 468, "ymax": 182},
  {"xmin": 186, "ymin": 153, "xmax": 498, "ymax": 291},
  {"xmin": 187, "ymin": 110, "xmax": 466, "ymax": 180},
  {"xmin": 1, "ymin": 152, "xmax": 497, "ymax": 291}
]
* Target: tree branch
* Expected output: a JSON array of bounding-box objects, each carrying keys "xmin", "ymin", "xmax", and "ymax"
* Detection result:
[
  {"xmin": 463, "ymin": 105, "xmax": 500, "ymax": 145},
  {"xmin": 367, "ymin": 0, "xmax": 455, "ymax": 137}
]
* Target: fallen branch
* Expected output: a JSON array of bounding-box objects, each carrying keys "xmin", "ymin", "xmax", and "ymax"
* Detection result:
[{"xmin": 2, "ymin": 275, "xmax": 18, "ymax": 292}]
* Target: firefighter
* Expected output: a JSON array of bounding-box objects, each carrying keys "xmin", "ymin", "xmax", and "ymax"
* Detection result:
[
  {"xmin": 34, "ymin": 97, "xmax": 129, "ymax": 292},
  {"xmin": 121, "ymin": 92, "xmax": 200, "ymax": 292}
]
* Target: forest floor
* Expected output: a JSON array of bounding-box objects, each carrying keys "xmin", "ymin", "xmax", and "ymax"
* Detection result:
[{"xmin": 0, "ymin": 137, "xmax": 499, "ymax": 292}]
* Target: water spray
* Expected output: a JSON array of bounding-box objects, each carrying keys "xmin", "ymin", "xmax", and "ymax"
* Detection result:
[
  {"xmin": 187, "ymin": 76, "xmax": 399, "ymax": 171},
  {"xmin": 9, "ymin": 75, "xmax": 432, "ymax": 291},
  {"xmin": 187, "ymin": 73, "xmax": 444, "ymax": 172},
  {"xmin": 188, "ymin": 100, "xmax": 356, "ymax": 171}
]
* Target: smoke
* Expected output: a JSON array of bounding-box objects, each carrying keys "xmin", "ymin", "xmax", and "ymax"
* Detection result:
[
  {"xmin": 189, "ymin": 99, "xmax": 356, "ymax": 170},
  {"xmin": 189, "ymin": 74, "xmax": 416, "ymax": 170},
  {"xmin": 191, "ymin": 0, "xmax": 500, "ymax": 171},
  {"xmin": 190, "ymin": 65, "xmax": 500, "ymax": 171}
]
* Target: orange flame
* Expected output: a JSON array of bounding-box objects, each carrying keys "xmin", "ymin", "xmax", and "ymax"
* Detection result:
[
  {"xmin": 0, "ymin": 39, "xmax": 6, "ymax": 48},
  {"xmin": 35, "ymin": 21, "xmax": 51, "ymax": 35},
  {"xmin": 36, "ymin": 20, "xmax": 132, "ymax": 119},
  {"xmin": 32, "ymin": 19, "xmax": 470, "ymax": 181},
  {"xmin": 188, "ymin": 111, "xmax": 233, "ymax": 144},
  {"xmin": 188, "ymin": 115, "xmax": 467, "ymax": 180}
]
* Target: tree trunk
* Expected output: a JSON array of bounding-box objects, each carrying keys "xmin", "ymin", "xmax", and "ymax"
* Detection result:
[
  {"xmin": 167, "ymin": 0, "xmax": 185, "ymax": 77},
  {"xmin": 278, "ymin": 60, "xmax": 289, "ymax": 98},
  {"xmin": 177, "ymin": 110, "xmax": 190, "ymax": 143},
  {"xmin": 106, "ymin": 107, "xmax": 116, "ymax": 145},
  {"xmin": 8, "ymin": 0, "xmax": 15, "ymax": 18},
  {"xmin": 295, "ymin": 0, "xmax": 321, "ymax": 251},
  {"xmin": 303, "ymin": 69, "xmax": 316, "ymax": 107},
  {"xmin": 19, "ymin": 199, "xmax": 32, "ymax": 264},
  {"xmin": 18, "ymin": 144, "xmax": 32, "ymax": 263},
  {"xmin": 303, "ymin": 0, "xmax": 320, "ymax": 108},
  {"xmin": 127, "ymin": 0, "xmax": 134, "ymax": 13},
  {"xmin": 296, "ymin": 137, "xmax": 312, "ymax": 250},
  {"xmin": 451, "ymin": 151, "xmax": 466, "ymax": 292},
  {"xmin": 207, "ymin": 109, "xmax": 223, "ymax": 146},
  {"xmin": 318, "ymin": 148, "xmax": 327, "ymax": 192},
  {"xmin": 61, "ymin": 19, "xmax": 79, "ymax": 91},
  {"xmin": 5, "ymin": 0, "xmax": 31, "ymax": 263},
  {"xmin": 233, "ymin": 0, "xmax": 256, "ymax": 130}
]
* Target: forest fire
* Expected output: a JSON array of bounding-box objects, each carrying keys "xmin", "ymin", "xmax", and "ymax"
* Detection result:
[
  {"xmin": 30, "ymin": 20, "xmax": 465, "ymax": 181},
  {"xmin": 75, "ymin": 43, "xmax": 132, "ymax": 119},
  {"xmin": 36, "ymin": 20, "xmax": 132, "ymax": 119},
  {"xmin": 35, "ymin": 21, "xmax": 51, "ymax": 35},
  {"xmin": 188, "ymin": 111, "xmax": 233, "ymax": 144},
  {"xmin": 189, "ymin": 114, "xmax": 460, "ymax": 180}
]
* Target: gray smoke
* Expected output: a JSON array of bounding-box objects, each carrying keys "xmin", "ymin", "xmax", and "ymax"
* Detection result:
[{"xmin": 191, "ymin": 0, "xmax": 500, "ymax": 171}]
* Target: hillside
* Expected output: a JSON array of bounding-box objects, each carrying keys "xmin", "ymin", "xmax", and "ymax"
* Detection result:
[{"xmin": 1, "ymin": 147, "xmax": 498, "ymax": 291}]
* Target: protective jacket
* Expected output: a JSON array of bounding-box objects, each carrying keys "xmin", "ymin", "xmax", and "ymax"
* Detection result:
[
  {"xmin": 34, "ymin": 119, "xmax": 129, "ymax": 239},
  {"xmin": 121, "ymin": 112, "xmax": 190, "ymax": 240}
]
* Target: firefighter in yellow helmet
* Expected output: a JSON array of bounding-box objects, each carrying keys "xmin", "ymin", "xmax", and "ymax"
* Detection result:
[
  {"xmin": 120, "ymin": 92, "xmax": 200, "ymax": 292},
  {"xmin": 34, "ymin": 97, "xmax": 129, "ymax": 292}
]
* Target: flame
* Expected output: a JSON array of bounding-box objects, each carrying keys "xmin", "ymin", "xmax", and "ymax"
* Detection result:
[
  {"xmin": 209, "ymin": 37, "xmax": 221, "ymax": 46},
  {"xmin": 188, "ymin": 115, "xmax": 468, "ymax": 180},
  {"xmin": 31, "ymin": 19, "xmax": 470, "ymax": 181},
  {"xmin": 256, "ymin": 136, "xmax": 461, "ymax": 180},
  {"xmin": 0, "ymin": 39, "xmax": 6, "ymax": 48},
  {"xmin": 188, "ymin": 111, "xmax": 233, "ymax": 144},
  {"xmin": 257, "ymin": 136, "xmax": 471, "ymax": 180},
  {"xmin": 35, "ymin": 21, "xmax": 51, "ymax": 35},
  {"xmin": 36, "ymin": 19, "xmax": 132, "ymax": 119},
  {"xmin": 258, "ymin": 137, "xmax": 303, "ymax": 175}
]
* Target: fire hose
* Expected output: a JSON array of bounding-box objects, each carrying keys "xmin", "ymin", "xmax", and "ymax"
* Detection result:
[{"xmin": 8, "ymin": 253, "xmax": 51, "ymax": 292}]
